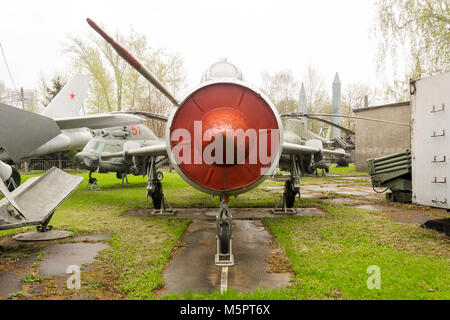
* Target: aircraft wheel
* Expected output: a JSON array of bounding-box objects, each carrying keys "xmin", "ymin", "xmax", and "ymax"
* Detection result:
[
  {"xmin": 150, "ymin": 181, "xmax": 163, "ymax": 209},
  {"xmin": 116, "ymin": 172, "xmax": 123, "ymax": 179},
  {"xmin": 156, "ymin": 171, "xmax": 164, "ymax": 181},
  {"xmin": 219, "ymin": 223, "xmax": 230, "ymax": 254},
  {"xmin": 284, "ymin": 180, "xmax": 296, "ymax": 208}
]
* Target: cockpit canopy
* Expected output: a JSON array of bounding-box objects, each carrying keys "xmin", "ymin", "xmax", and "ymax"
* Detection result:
[{"xmin": 201, "ymin": 58, "xmax": 243, "ymax": 82}]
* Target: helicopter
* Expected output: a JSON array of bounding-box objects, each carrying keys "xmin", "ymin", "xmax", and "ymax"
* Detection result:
[{"xmin": 74, "ymin": 122, "xmax": 168, "ymax": 190}]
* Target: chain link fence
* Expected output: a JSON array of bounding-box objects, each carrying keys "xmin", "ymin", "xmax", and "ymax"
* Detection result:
[{"xmin": 19, "ymin": 159, "xmax": 76, "ymax": 172}]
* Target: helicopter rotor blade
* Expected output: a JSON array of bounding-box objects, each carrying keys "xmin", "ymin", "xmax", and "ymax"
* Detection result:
[
  {"xmin": 281, "ymin": 112, "xmax": 410, "ymax": 127},
  {"xmin": 87, "ymin": 18, "xmax": 180, "ymax": 107},
  {"xmin": 302, "ymin": 115, "xmax": 355, "ymax": 135}
]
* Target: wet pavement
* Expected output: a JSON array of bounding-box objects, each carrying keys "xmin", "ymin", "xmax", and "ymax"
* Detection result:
[
  {"xmin": 122, "ymin": 207, "xmax": 329, "ymax": 219},
  {"xmin": 0, "ymin": 251, "xmax": 38, "ymax": 298},
  {"xmin": 162, "ymin": 219, "xmax": 291, "ymax": 295},
  {"xmin": 380, "ymin": 211, "xmax": 447, "ymax": 225},
  {"xmin": 0, "ymin": 234, "xmax": 111, "ymax": 299},
  {"xmin": 40, "ymin": 242, "xmax": 109, "ymax": 277}
]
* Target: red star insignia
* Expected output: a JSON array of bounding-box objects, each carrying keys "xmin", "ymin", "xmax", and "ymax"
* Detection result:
[{"xmin": 70, "ymin": 93, "xmax": 75, "ymax": 99}]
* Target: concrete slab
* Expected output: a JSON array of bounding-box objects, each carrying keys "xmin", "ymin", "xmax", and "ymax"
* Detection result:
[
  {"xmin": 122, "ymin": 207, "xmax": 329, "ymax": 220},
  {"xmin": 0, "ymin": 271, "xmax": 23, "ymax": 298},
  {"xmin": 301, "ymin": 185, "xmax": 340, "ymax": 192},
  {"xmin": 40, "ymin": 243, "xmax": 109, "ymax": 277},
  {"xmin": 352, "ymin": 204, "xmax": 397, "ymax": 211},
  {"xmin": 162, "ymin": 220, "xmax": 291, "ymax": 295},
  {"xmin": 13, "ymin": 230, "xmax": 73, "ymax": 242},
  {"xmin": 0, "ymin": 251, "xmax": 38, "ymax": 298},
  {"xmin": 72, "ymin": 234, "xmax": 112, "ymax": 242},
  {"xmin": 300, "ymin": 193, "xmax": 323, "ymax": 199},
  {"xmin": 325, "ymin": 198, "xmax": 362, "ymax": 204},
  {"xmin": 263, "ymin": 186, "xmax": 284, "ymax": 190},
  {"xmin": 335, "ymin": 190, "xmax": 373, "ymax": 196},
  {"xmin": 336, "ymin": 176, "xmax": 370, "ymax": 180},
  {"xmin": 380, "ymin": 211, "xmax": 447, "ymax": 225}
]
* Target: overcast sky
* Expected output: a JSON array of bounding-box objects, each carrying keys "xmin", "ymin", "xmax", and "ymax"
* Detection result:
[{"xmin": 0, "ymin": 0, "xmax": 384, "ymax": 97}]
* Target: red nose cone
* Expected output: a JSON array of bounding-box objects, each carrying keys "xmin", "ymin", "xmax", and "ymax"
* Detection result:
[
  {"xmin": 200, "ymin": 107, "xmax": 250, "ymax": 165},
  {"xmin": 201, "ymin": 107, "xmax": 250, "ymax": 135},
  {"xmin": 169, "ymin": 82, "xmax": 280, "ymax": 194}
]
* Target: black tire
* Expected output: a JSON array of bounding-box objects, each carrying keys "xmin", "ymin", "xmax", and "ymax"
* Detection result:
[
  {"xmin": 116, "ymin": 172, "xmax": 123, "ymax": 179},
  {"xmin": 156, "ymin": 171, "xmax": 164, "ymax": 181},
  {"xmin": 150, "ymin": 181, "xmax": 163, "ymax": 209},
  {"xmin": 284, "ymin": 180, "xmax": 296, "ymax": 208},
  {"xmin": 220, "ymin": 223, "xmax": 230, "ymax": 254}
]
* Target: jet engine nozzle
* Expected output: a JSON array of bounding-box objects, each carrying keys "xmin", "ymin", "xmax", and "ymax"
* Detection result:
[
  {"xmin": 0, "ymin": 160, "xmax": 21, "ymax": 191},
  {"xmin": 167, "ymin": 81, "xmax": 283, "ymax": 196}
]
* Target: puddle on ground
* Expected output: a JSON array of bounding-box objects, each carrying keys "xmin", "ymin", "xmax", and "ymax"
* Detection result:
[
  {"xmin": 325, "ymin": 198, "xmax": 362, "ymax": 204},
  {"xmin": 39, "ymin": 243, "xmax": 109, "ymax": 277}
]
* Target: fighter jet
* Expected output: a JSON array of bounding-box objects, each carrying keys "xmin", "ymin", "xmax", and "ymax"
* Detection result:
[
  {"xmin": 87, "ymin": 19, "xmax": 347, "ymax": 266},
  {"xmin": 0, "ymin": 75, "xmax": 145, "ymax": 164},
  {"xmin": 74, "ymin": 122, "xmax": 168, "ymax": 189}
]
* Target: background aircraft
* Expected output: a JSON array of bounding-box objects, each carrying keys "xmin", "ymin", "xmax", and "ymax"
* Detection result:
[
  {"xmin": 87, "ymin": 18, "xmax": 347, "ymax": 266},
  {"xmin": 75, "ymin": 123, "xmax": 167, "ymax": 189},
  {"xmin": 0, "ymin": 75, "xmax": 146, "ymax": 233},
  {"xmin": 0, "ymin": 75, "xmax": 145, "ymax": 164}
]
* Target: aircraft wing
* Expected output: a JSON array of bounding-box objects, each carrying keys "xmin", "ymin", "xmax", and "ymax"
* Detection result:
[
  {"xmin": 111, "ymin": 111, "xmax": 168, "ymax": 122},
  {"xmin": 101, "ymin": 142, "xmax": 168, "ymax": 159},
  {"xmin": 55, "ymin": 113, "xmax": 145, "ymax": 130},
  {"xmin": 0, "ymin": 103, "xmax": 62, "ymax": 162},
  {"xmin": 282, "ymin": 142, "xmax": 347, "ymax": 157}
]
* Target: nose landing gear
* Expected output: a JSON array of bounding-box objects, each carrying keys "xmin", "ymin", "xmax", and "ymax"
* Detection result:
[
  {"xmin": 273, "ymin": 155, "xmax": 300, "ymax": 214},
  {"xmin": 86, "ymin": 171, "xmax": 101, "ymax": 190},
  {"xmin": 215, "ymin": 197, "xmax": 234, "ymax": 266}
]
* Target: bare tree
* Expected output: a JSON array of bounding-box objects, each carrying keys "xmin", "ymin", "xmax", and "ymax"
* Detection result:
[
  {"xmin": 261, "ymin": 70, "xmax": 299, "ymax": 115},
  {"xmin": 302, "ymin": 65, "xmax": 330, "ymax": 133},
  {"xmin": 341, "ymin": 84, "xmax": 379, "ymax": 132}
]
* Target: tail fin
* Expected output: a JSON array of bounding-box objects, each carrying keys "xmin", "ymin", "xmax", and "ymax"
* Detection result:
[{"xmin": 41, "ymin": 74, "xmax": 90, "ymax": 118}]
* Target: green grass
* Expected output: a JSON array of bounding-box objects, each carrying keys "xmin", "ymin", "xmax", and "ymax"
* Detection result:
[
  {"xmin": 7, "ymin": 291, "xmax": 24, "ymax": 300},
  {"xmin": 21, "ymin": 272, "xmax": 43, "ymax": 285},
  {"xmin": 264, "ymin": 204, "xmax": 449, "ymax": 300},
  {"xmin": 328, "ymin": 163, "xmax": 368, "ymax": 176},
  {"xmin": 1, "ymin": 169, "xmax": 449, "ymax": 300}
]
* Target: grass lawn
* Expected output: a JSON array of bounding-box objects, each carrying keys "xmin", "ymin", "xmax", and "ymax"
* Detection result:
[{"xmin": 0, "ymin": 166, "xmax": 448, "ymax": 300}]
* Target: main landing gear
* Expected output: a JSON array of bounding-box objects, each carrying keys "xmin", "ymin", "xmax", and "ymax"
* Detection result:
[
  {"xmin": 146, "ymin": 157, "xmax": 175, "ymax": 215},
  {"xmin": 273, "ymin": 155, "xmax": 300, "ymax": 214},
  {"xmin": 215, "ymin": 197, "xmax": 234, "ymax": 266}
]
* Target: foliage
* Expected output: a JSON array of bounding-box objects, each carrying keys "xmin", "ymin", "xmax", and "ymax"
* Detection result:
[
  {"xmin": 374, "ymin": 0, "xmax": 450, "ymax": 101},
  {"xmin": 65, "ymin": 25, "xmax": 186, "ymax": 136},
  {"xmin": 261, "ymin": 70, "xmax": 299, "ymax": 114}
]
